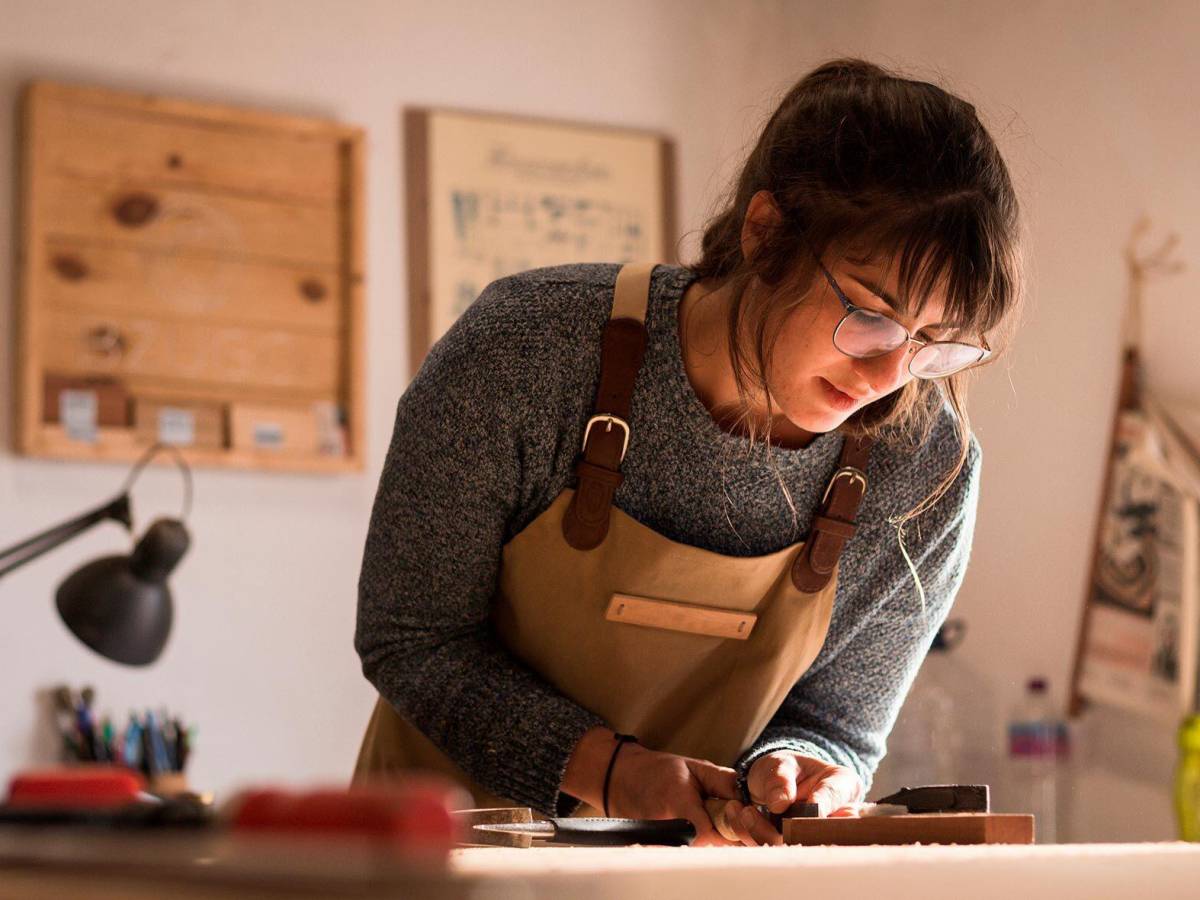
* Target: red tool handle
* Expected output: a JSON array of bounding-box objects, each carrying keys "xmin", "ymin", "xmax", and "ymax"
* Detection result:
[
  {"xmin": 7, "ymin": 765, "xmax": 146, "ymax": 808},
  {"xmin": 228, "ymin": 780, "xmax": 462, "ymax": 854}
]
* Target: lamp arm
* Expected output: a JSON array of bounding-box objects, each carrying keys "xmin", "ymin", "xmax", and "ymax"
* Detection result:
[{"xmin": 0, "ymin": 494, "xmax": 132, "ymax": 580}]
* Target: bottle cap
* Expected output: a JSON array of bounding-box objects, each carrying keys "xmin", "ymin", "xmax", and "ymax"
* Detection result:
[{"xmin": 930, "ymin": 620, "xmax": 966, "ymax": 653}]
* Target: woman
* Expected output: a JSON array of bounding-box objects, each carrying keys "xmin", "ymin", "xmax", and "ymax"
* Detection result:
[{"xmin": 354, "ymin": 58, "xmax": 1022, "ymax": 847}]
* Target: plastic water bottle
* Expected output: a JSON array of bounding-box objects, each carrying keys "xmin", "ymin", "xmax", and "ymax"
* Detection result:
[{"xmin": 1007, "ymin": 677, "xmax": 1069, "ymax": 843}]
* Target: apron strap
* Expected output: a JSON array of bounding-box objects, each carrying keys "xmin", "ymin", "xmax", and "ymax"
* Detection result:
[
  {"xmin": 563, "ymin": 264, "xmax": 653, "ymax": 550},
  {"xmin": 563, "ymin": 262, "xmax": 877, "ymax": 580},
  {"xmin": 791, "ymin": 433, "xmax": 875, "ymax": 592}
]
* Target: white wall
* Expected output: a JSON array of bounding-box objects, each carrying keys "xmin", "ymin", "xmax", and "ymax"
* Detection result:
[{"xmin": 1, "ymin": 0, "xmax": 1197, "ymax": 841}]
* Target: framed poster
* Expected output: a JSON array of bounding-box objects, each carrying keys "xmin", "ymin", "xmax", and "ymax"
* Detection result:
[{"xmin": 404, "ymin": 107, "xmax": 676, "ymax": 374}]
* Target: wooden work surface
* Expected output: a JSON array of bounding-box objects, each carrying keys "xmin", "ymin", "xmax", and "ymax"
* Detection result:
[{"xmin": 3, "ymin": 829, "xmax": 1200, "ymax": 899}]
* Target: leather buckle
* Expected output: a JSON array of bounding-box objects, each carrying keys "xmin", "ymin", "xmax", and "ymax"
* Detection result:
[
  {"xmin": 821, "ymin": 466, "xmax": 868, "ymax": 504},
  {"xmin": 582, "ymin": 414, "xmax": 631, "ymax": 462}
]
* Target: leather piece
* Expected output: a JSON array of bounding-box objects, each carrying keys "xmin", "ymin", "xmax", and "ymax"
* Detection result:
[
  {"xmin": 605, "ymin": 592, "xmax": 758, "ymax": 640},
  {"xmin": 591, "ymin": 318, "xmax": 648, "ymax": 421},
  {"xmin": 562, "ymin": 460, "xmax": 625, "ymax": 549},
  {"xmin": 791, "ymin": 434, "xmax": 874, "ymax": 592},
  {"xmin": 611, "ymin": 264, "xmax": 653, "ymax": 323},
  {"xmin": 810, "ymin": 514, "xmax": 858, "ymax": 541},
  {"xmin": 563, "ymin": 268, "xmax": 651, "ymax": 550}
]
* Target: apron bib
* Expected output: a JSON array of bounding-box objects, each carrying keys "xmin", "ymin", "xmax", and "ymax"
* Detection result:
[{"xmin": 355, "ymin": 264, "xmax": 872, "ymax": 810}]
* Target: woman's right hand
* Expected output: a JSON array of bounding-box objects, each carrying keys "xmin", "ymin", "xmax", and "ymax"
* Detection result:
[{"xmin": 562, "ymin": 727, "xmax": 738, "ymax": 846}]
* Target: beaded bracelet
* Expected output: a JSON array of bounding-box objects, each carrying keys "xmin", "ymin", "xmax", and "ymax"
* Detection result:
[{"xmin": 601, "ymin": 733, "xmax": 638, "ymax": 817}]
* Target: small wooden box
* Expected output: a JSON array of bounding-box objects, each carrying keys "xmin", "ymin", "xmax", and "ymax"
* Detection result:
[
  {"xmin": 134, "ymin": 399, "xmax": 225, "ymax": 450},
  {"xmin": 230, "ymin": 403, "xmax": 319, "ymax": 456},
  {"xmin": 43, "ymin": 374, "xmax": 129, "ymax": 426}
]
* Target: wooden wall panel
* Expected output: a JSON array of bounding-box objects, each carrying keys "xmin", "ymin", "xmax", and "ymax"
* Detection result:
[
  {"xmin": 39, "ymin": 309, "xmax": 341, "ymax": 394},
  {"xmin": 37, "ymin": 97, "xmax": 342, "ymax": 202},
  {"xmin": 16, "ymin": 80, "xmax": 365, "ymax": 473},
  {"xmin": 39, "ymin": 175, "xmax": 339, "ymax": 266},
  {"xmin": 41, "ymin": 241, "xmax": 340, "ymax": 334}
]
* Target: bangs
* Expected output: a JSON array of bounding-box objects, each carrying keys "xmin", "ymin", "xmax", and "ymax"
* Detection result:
[{"xmin": 838, "ymin": 198, "xmax": 1016, "ymax": 340}]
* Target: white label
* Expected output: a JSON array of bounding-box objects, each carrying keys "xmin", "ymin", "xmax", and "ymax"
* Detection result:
[
  {"xmin": 60, "ymin": 390, "xmax": 98, "ymax": 443},
  {"xmin": 157, "ymin": 407, "xmax": 195, "ymax": 446},
  {"xmin": 253, "ymin": 422, "xmax": 285, "ymax": 449}
]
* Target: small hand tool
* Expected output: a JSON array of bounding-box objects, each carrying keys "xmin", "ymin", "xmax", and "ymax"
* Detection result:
[
  {"xmin": 473, "ymin": 816, "xmax": 697, "ymax": 846},
  {"xmin": 795, "ymin": 784, "xmax": 990, "ymax": 819},
  {"xmin": 871, "ymin": 784, "xmax": 989, "ymax": 813}
]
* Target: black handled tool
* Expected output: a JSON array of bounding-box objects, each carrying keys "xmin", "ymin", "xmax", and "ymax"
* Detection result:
[
  {"xmin": 474, "ymin": 816, "xmax": 696, "ymax": 846},
  {"xmin": 872, "ymin": 784, "xmax": 990, "ymax": 813}
]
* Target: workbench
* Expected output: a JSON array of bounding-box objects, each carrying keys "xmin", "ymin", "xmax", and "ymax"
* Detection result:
[{"xmin": 3, "ymin": 830, "xmax": 1200, "ymax": 899}]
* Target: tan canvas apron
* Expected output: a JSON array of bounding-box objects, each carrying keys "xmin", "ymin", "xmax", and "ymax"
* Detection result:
[{"xmin": 355, "ymin": 264, "xmax": 873, "ymax": 811}]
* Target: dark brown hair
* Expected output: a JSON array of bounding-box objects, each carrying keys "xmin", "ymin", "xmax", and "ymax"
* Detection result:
[{"xmin": 689, "ymin": 58, "xmax": 1023, "ymax": 528}]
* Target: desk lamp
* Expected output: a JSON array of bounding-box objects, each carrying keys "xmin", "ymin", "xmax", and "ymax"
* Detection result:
[{"xmin": 0, "ymin": 443, "xmax": 192, "ymax": 665}]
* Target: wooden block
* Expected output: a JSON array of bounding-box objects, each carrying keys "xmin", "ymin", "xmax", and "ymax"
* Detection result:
[
  {"xmin": 145, "ymin": 772, "xmax": 191, "ymax": 799},
  {"xmin": 782, "ymin": 813, "xmax": 1034, "ymax": 846},
  {"xmin": 230, "ymin": 403, "xmax": 319, "ymax": 456},
  {"xmin": 42, "ymin": 373, "xmax": 128, "ymax": 426},
  {"xmin": 133, "ymin": 398, "xmax": 225, "ymax": 450}
]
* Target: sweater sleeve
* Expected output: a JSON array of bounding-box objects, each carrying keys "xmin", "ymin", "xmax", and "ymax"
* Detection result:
[
  {"xmin": 734, "ymin": 435, "xmax": 982, "ymax": 795},
  {"xmin": 354, "ymin": 278, "xmax": 603, "ymax": 816}
]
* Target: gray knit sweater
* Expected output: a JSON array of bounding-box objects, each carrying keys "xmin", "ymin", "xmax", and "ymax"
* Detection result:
[{"xmin": 355, "ymin": 263, "xmax": 980, "ymax": 816}]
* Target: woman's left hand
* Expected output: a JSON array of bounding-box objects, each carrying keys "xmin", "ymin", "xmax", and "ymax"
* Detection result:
[{"xmin": 721, "ymin": 751, "xmax": 866, "ymax": 846}]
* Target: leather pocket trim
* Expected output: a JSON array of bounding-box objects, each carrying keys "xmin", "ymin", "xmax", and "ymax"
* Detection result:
[{"xmin": 604, "ymin": 593, "xmax": 757, "ymax": 641}]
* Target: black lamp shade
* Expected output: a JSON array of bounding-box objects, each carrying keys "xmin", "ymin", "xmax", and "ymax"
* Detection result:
[{"xmin": 54, "ymin": 519, "xmax": 189, "ymax": 666}]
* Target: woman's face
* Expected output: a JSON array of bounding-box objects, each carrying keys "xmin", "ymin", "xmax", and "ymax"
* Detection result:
[{"xmin": 762, "ymin": 255, "xmax": 950, "ymax": 435}]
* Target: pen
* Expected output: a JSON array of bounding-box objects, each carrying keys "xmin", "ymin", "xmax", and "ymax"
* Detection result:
[
  {"xmin": 177, "ymin": 724, "xmax": 192, "ymax": 772},
  {"xmin": 146, "ymin": 711, "xmax": 172, "ymax": 774},
  {"xmin": 75, "ymin": 704, "xmax": 96, "ymax": 762},
  {"xmin": 124, "ymin": 712, "xmax": 143, "ymax": 772},
  {"xmin": 100, "ymin": 716, "xmax": 115, "ymax": 764},
  {"xmin": 161, "ymin": 716, "xmax": 178, "ymax": 771}
]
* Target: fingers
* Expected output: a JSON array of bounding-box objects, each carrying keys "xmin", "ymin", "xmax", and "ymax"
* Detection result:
[
  {"xmin": 806, "ymin": 767, "xmax": 865, "ymax": 817},
  {"xmin": 748, "ymin": 752, "xmax": 800, "ymax": 814},
  {"xmin": 715, "ymin": 800, "xmax": 752, "ymax": 846},
  {"xmin": 828, "ymin": 802, "xmax": 867, "ymax": 818},
  {"xmin": 749, "ymin": 753, "xmax": 866, "ymax": 819},
  {"xmin": 689, "ymin": 759, "xmax": 739, "ymax": 801},
  {"xmin": 706, "ymin": 799, "xmax": 781, "ymax": 847},
  {"xmin": 680, "ymin": 793, "xmax": 733, "ymax": 847},
  {"xmin": 730, "ymin": 800, "xmax": 783, "ymax": 846}
]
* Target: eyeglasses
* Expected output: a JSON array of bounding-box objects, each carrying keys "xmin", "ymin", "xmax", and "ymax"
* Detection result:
[{"xmin": 817, "ymin": 262, "xmax": 991, "ymax": 379}]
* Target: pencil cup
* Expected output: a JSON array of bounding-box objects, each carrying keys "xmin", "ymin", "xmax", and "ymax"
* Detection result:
[{"xmin": 148, "ymin": 771, "xmax": 190, "ymax": 797}]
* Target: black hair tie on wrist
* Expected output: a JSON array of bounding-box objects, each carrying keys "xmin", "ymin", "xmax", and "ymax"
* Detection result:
[{"xmin": 602, "ymin": 733, "xmax": 638, "ymax": 817}]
